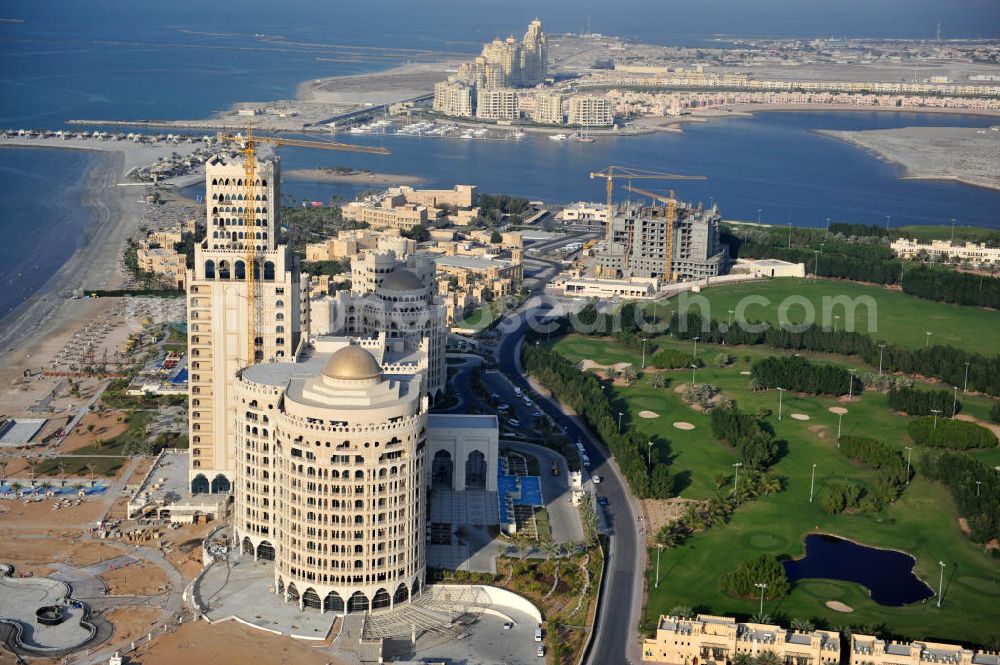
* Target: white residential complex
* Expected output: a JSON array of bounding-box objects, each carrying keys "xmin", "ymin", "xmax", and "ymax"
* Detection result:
[
  {"xmin": 891, "ymin": 238, "xmax": 1000, "ymax": 267},
  {"xmin": 567, "ymin": 95, "xmax": 614, "ymax": 127}
]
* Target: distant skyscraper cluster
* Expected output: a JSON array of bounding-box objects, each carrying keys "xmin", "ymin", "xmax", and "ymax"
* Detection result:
[{"xmin": 433, "ymin": 19, "xmax": 547, "ymax": 120}]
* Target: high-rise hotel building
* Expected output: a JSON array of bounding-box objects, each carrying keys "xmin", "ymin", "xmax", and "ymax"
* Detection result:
[
  {"xmin": 235, "ymin": 337, "xmax": 428, "ymax": 613},
  {"xmin": 187, "ymin": 153, "xmax": 307, "ymax": 494}
]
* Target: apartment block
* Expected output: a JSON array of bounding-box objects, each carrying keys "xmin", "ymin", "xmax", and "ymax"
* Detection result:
[
  {"xmin": 432, "ymin": 80, "xmax": 473, "ymax": 118},
  {"xmin": 533, "ymin": 91, "xmax": 564, "ymax": 124},
  {"xmin": 891, "ymin": 238, "xmax": 1000, "ymax": 266},
  {"xmin": 567, "ymin": 95, "xmax": 614, "ymax": 127},
  {"xmin": 851, "ymin": 634, "xmax": 1000, "ymax": 665},
  {"xmin": 476, "ymin": 88, "xmax": 519, "ymax": 120}
]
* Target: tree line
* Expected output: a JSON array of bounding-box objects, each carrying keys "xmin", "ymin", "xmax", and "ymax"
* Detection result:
[
  {"xmin": 838, "ymin": 435, "xmax": 911, "ymax": 504},
  {"xmin": 907, "ymin": 417, "xmax": 997, "ymax": 450},
  {"xmin": 669, "ymin": 312, "xmax": 1000, "ymax": 397},
  {"xmin": 887, "ymin": 386, "xmax": 960, "ymax": 416},
  {"xmin": 922, "ymin": 452, "xmax": 999, "ymax": 543},
  {"xmin": 720, "ymin": 553, "xmax": 789, "ymax": 600},
  {"xmin": 751, "ymin": 356, "xmax": 860, "ymax": 396},
  {"xmin": 522, "ymin": 344, "xmax": 672, "ymax": 499},
  {"xmin": 723, "ymin": 227, "xmax": 1000, "ymax": 309}
]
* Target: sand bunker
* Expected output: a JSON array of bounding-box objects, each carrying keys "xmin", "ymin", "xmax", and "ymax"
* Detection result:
[
  {"xmin": 825, "ymin": 600, "xmax": 854, "ymax": 613},
  {"xmin": 790, "ymin": 413, "xmax": 810, "ymax": 421},
  {"xmin": 673, "ymin": 422, "xmax": 696, "ymax": 431},
  {"xmin": 638, "ymin": 410, "xmax": 660, "ymax": 419},
  {"xmin": 828, "ymin": 406, "xmax": 848, "ymax": 415},
  {"xmin": 739, "ymin": 371, "xmax": 752, "ymax": 375}
]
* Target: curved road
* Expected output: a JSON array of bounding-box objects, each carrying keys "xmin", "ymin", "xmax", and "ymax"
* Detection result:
[{"xmin": 493, "ymin": 299, "xmax": 643, "ymax": 665}]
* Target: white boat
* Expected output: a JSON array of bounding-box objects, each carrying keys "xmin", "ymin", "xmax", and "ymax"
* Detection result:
[
  {"xmin": 549, "ymin": 133, "xmax": 568, "ymax": 141},
  {"xmin": 512, "ymin": 130, "xmax": 525, "ymax": 141}
]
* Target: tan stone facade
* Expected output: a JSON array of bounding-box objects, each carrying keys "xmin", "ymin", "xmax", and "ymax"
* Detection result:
[
  {"xmin": 234, "ymin": 338, "xmax": 428, "ymax": 614},
  {"xmin": 643, "ymin": 615, "xmax": 840, "ymax": 665},
  {"xmin": 567, "ymin": 95, "xmax": 614, "ymax": 127},
  {"xmin": 851, "ymin": 635, "xmax": 1000, "ymax": 665},
  {"xmin": 476, "ymin": 88, "xmax": 519, "ymax": 120},
  {"xmin": 136, "ymin": 247, "xmax": 186, "ymax": 289},
  {"xmin": 533, "ymin": 91, "xmax": 564, "ymax": 124}
]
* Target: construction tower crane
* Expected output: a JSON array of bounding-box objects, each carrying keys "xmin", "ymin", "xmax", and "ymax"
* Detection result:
[
  {"xmin": 624, "ymin": 184, "xmax": 684, "ymax": 282},
  {"xmin": 216, "ymin": 119, "xmax": 390, "ymax": 365},
  {"xmin": 588, "ymin": 166, "xmax": 704, "ymax": 278}
]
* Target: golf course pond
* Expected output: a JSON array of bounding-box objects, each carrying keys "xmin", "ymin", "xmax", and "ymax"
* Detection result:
[{"xmin": 783, "ymin": 534, "xmax": 934, "ymax": 606}]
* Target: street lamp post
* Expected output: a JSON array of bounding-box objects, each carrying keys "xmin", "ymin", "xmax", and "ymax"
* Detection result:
[
  {"xmin": 754, "ymin": 582, "xmax": 768, "ymax": 617},
  {"xmin": 777, "ymin": 387, "xmax": 785, "ymax": 420},
  {"xmin": 847, "ymin": 369, "xmax": 857, "ymax": 401},
  {"xmin": 691, "ymin": 363, "xmax": 698, "ymax": 387},
  {"xmin": 931, "ymin": 409, "xmax": 941, "ymax": 429},
  {"xmin": 976, "ymin": 480, "xmax": 982, "ymax": 497},
  {"xmin": 937, "ymin": 561, "xmax": 946, "ymax": 608},
  {"xmin": 834, "ymin": 315, "xmax": 840, "ymax": 333},
  {"xmin": 963, "ymin": 362, "xmax": 970, "ymax": 395},
  {"xmin": 655, "ymin": 544, "xmax": 663, "ymax": 589},
  {"xmin": 647, "ymin": 440, "xmax": 654, "ymax": 469},
  {"xmin": 837, "ymin": 412, "xmax": 844, "ymax": 445},
  {"xmin": 692, "ymin": 336, "xmax": 700, "ymax": 359},
  {"xmin": 809, "ymin": 463, "xmax": 817, "ymax": 503},
  {"xmin": 728, "ymin": 309, "xmax": 734, "ymax": 330},
  {"xmin": 757, "ymin": 209, "xmax": 762, "ymax": 225},
  {"xmin": 926, "ymin": 331, "xmax": 933, "ymax": 348},
  {"xmin": 905, "ymin": 446, "xmax": 913, "ymax": 483},
  {"xmin": 886, "ymin": 214, "xmax": 891, "ymax": 230},
  {"xmin": 732, "ymin": 462, "xmax": 743, "ymax": 494},
  {"xmin": 952, "ymin": 386, "xmax": 959, "ymax": 418},
  {"xmin": 618, "ymin": 411, "xmax": 624, "ymax": 433},
  {"xmin": 641, "ymin": 338, "xmax": 648, "ymax": 370},
  {"xmin": 813, "ymin": 250, "xmax": 820, "ymax": 277},
  {"xmin": 878, "ymin": 344, "xmax": 886, "ymax": 376}
]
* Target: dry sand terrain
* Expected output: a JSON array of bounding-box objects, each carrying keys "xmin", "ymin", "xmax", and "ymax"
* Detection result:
[
  {"xmin": 300, "ymin": 60, "xmax": 462, "ymax": 105},
  {"xmin": 130, "ymin": 619, "xmax": 341, "ymax": 665},
  {"xmin": 285, "ymin": 167, "xmax": 424, "ymax": 185},
  {"xmin": 817, "ymin": 125, "xmax": 1000, "ymax": 191},
  {"xmin": 104, "ymin": 606, "xmax": 163, "ymax": 644},
  {"xmin": 0, "ymin": 536, "xmax": 120, "ymax": 576},
  {"xmin": 99, "ymin": 560, "xmax": 170, "ymax": 595}
]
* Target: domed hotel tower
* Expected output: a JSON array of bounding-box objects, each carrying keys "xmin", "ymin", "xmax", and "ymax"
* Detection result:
[{"xmin": 234, "ymin": 336, "xmax": 428, "ymax": 613}]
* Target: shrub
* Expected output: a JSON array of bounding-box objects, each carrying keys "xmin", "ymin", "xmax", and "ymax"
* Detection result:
[
  {"xmin": 651, "ymin": 348, "xmax": 700, "ymax": 370},
  {"xmin": 820, "ymin": 481, "xmax": 863, "ymax": 514},
  {"xmin": 751, "ymin": 356, "xmax": 860, "ymax": 396},
  {"xmin": 887, "ymin": 386, "xmax": 959, "ymax": 416},
  {"xmin": 922, "ymin": 452, "xmax": 999, "ymax": 543},
  {"xmin": 710, "ymin": 406, "xmax": 780, "ymax": 470},
  {"xmin": 908, "ymin": 417, "xmax": 997, "ymax": 449},
  {"xmin": 720, "ymin": 554, "xmax": 790, "ymax": 600}
]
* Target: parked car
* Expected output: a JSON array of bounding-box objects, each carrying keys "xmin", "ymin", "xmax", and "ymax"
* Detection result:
[
  {"xmin": 509, "ymin": 419, "xmax": 521, "ymax": 427},
  {"xmin": 534, "ymin": 627, "xmax": 543, "ymax": 642},
  {"xmin": 597, "ymin": 496, "xmax": 609, "ymax": 506},
  {"xmin": 537, "ymin": 645, "xmax": 546, "ymax": 657},
  {"xmin": 503, "ymin": 621, "xmax": 513, "ymax": 630},
  {"xmin": 591, "ymin": 474, "xmax": 601, "ymax": 484}
]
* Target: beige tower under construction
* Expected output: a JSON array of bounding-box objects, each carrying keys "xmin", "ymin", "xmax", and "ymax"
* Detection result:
[{"xmin": 187, "ymin": 153, "xmax": 306, "ymax": 494}]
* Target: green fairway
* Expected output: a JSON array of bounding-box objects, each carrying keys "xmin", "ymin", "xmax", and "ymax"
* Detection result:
[
  {"xmin": 639, "ymin": 278, "xmax": 999, "ymax": 356},
  {"xmin": 549, "ymin": 333, "xmax": 1000, "ymax": 645}
]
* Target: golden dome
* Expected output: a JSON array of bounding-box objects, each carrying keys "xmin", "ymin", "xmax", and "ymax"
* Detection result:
[
  {"xmin": 322, "ymin": 345, "xmax": 383, "ymax": 381},
  {"xmin": 380, "ymin": 268, "xmax": 423, "ymax": 291}
]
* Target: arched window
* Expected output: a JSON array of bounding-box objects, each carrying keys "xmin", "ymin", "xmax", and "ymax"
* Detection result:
[
  {"xmin": 235, "ymin": 261, "xmax": 246, "ymax": 280},
  {"xmin": 204, "ymin": 260, "xmax": 215, "ymax": 279},
  {"xmin": 264, "ymin": 261, "xmax": 275, "ymax": 280}
]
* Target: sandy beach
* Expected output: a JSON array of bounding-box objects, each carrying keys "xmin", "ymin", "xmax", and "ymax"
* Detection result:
[
  {"xmin": 284, "ymin": 167, "xmax": 424, "ymax": 185},
  {"xmin": 816, "ymin": 125, "xmax": 1000, "ymax": 192},
  {"xmin": 0, "ymin": 137, "xmax": 202, "ymax": 394},
  {"xmin": 299, "ymin": 60, "xmax": 461, "ymax": 106}
]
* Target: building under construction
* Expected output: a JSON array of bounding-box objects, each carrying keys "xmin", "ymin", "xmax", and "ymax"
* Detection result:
[{"xmin": 594, "ymin": 198, "xmax": 727, "ymax": 282}]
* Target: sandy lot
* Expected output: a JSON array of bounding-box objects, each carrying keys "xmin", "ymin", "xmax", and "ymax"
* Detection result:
[
  {"xmin": 130, "ymin": 619, "xmax": 340, "ymax": 665},
  {"xmin": 100, "ymin": 560, "xmax": 170, "ymax": 595},
  {"xmin": 105, "ymin": 606, "xmax": 162, "ymax": 644},
  {"xmin": 0, "ymin": 535, "xmax": 120, "ymax": 576},
  {"xmin": 818, "ymin": 126, "xmax": 1000, "ymax": 191},
  {"xmin": 642, "ymin": 497, "xmax": 700, "ymax": 544},
  {"xmin": 300, "ymin": 60, "xmax": 462, "ymax": 106},
  {"xmin": 58, "ymin": 411, "xmax": 128, "ymax": 453},
  {"xmin": 160, "ymin": 522, "xmax": 215, "ymax": 581},
  {"xmin": 0, "ymin": 494, "xmax": 106, "ymax": 529}
]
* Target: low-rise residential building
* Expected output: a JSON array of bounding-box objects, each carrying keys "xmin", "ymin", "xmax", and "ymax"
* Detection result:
[
  {"xmin": 851, "ymin": 634, "xmax": 1000, "ymax": 665},
  {"xmin": 560, "ymin": 276, "xmax": 661, "ymax": 299},
  {"xmin": 305, "ymin": 229, "xmax": 413, "ymax": 262},
  {"xmin": 567, "ymin": 95, "xmax": 614, "ymax": 127},
  {"xmin": 643, "ymin": 614, "xmax": 841, "ymax": 665},
  {"xmin": 732, "ymin": 257, "xmax": 806, "ymax": 278},
  {"xmin": 891, "ymin": 238, "xmax": 1000, "ymax": 266},
  {"xmin": 342, "ymin": 193, "xmax": 428, "ymax": 229},
  {"xmin": 136, "ymin": 247, "xmax": 187, "ymax": 289},
  {"xmin": 342, "ymin": 185, "xmax": 479, "ymax": 229},
  {"xmin": 558, "ymin": 202, "xmax": 610, "ymax": 224}
]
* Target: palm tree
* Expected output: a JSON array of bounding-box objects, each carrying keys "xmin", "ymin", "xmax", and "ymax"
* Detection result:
[
  {"xmin": 712, "ymin": 473, "xmax": 729, "ymax": 490},
  {"xmin": 755, "ymin": 650, "xmax": 781, "ymax": 665},
  {"xmin": 790, "ymin": 617, "xmax": 815, "ymax": 632},
  {"xmin": 26, "ymin": 458, "xmax": 38, "ymax": 485},
  {"xmin": 57, "ymin": 462, "xmax": 67, "ymax": 487},
  {"xmin": 757, "ymin": 474, "xmax": 782, "ymax": 497},
  {"xmin": 40, "ymin": 480, "xmax": 53, "ymax": 496},
  {"xmin": 733, "ymin": 653, "xmax": 756, "ymax": 665},
  {"xmin": 10, "ymin": 481, "xmax": 23, "ymax": 498},
  {"xmin": 0, "ymin": 458, "xmax": 8, "ymax": 485},
  {"xmin": 650, "ymin": 373, "xmax": 667, "ymax": 389},
  {"xmin": 668, "ymin": 605, "xmax": 694, "ymax": 619},
  {"xmin": 86, "ymin": 463, "xmax": 97, "ymax": 483},
  {"xmin": 684, "ymin": 504, "xmax": 707, "ymax": 532}
]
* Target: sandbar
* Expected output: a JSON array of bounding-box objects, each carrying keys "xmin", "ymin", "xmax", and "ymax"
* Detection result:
[{"xmin": 285, "ymin": 167, "xmax": 424, "ymax": 185}]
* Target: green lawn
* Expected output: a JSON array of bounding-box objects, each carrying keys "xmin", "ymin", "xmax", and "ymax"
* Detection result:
[
  {"xmin": 638, "ymin": 278, "xmax": 999, "ymax": 356},
  {"xmin": 457, "ymin": 305, "xmax": 496, "ymax": 331},
  {"xmin": 549, "ymin": 333, "xmax": 1000, "ymax": 645},
  {"xmin": 895, "ymin": 225, "xmax": 999, "ymax": 244}
]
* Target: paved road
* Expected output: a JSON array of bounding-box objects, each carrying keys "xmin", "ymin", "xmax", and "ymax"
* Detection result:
[{"xmin": 494, "ymin": 298, "xmax": 643, "ymax": 665}]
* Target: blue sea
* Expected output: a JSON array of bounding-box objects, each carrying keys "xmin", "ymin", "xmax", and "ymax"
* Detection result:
[{"xmin": 2, "ymin": 0, "xmax": 1000, "ymax": 318}]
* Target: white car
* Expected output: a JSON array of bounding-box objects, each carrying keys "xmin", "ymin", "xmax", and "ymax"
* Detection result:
[
  {"xmin": 537, "ymin": 645, "xmax": 546, "ymax": 657},
  {"xmin": 591, "ymin": 474, "xmax": 601, "ymax": 484},
  {"xmin": 503, "ymin": 621, "xmax": 513, "ymax": 630}
]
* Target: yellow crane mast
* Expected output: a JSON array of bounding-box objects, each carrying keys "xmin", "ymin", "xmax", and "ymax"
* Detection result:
[
  {"xmin": 588, "ymin": 166, "xmax": 704, "ymax": 278},
  {"xmin": 217, "ymin": 119, "xmax": 391, "ymax": 365},
  {"xmin": 624, "ymin": 185, "xmax": 683, "ymax": 282}
]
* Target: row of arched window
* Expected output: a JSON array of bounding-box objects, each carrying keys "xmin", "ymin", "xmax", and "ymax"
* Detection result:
[
  {"xmin": 204, "ymin": 259, "xmax": 276, "ymax": 280},
  {"xmin": 211, "ymin": 177, "xmax": 268, "ymax": 187}
]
